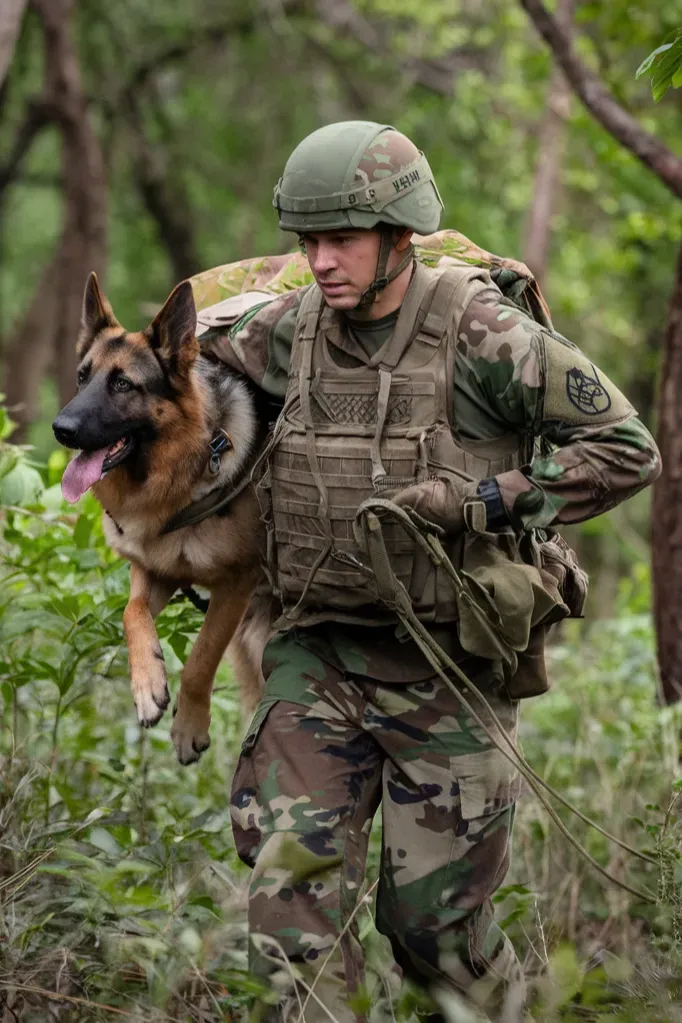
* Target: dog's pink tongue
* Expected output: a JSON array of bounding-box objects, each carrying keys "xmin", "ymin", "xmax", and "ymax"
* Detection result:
[{"xmin": 61, "ymin": 449, "xmax": 108, "ymax": 504}]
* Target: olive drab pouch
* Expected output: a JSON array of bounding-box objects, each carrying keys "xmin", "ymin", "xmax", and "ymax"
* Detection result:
[{"xmin": 455, "ymin": 527, "xmax": 585, "ymax": 700}]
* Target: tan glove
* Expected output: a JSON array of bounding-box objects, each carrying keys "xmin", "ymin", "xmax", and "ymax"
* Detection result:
[{"xmin": 393, "ymin": 477, "xmax": 485, "ymax": 534}]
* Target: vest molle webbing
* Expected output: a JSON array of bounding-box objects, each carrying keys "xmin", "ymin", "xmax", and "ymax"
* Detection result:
[{"xmin": 258, "ymin": 261, "xmax": 530, "ymax": 628}]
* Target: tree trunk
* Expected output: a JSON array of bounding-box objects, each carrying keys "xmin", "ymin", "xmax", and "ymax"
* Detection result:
[
  {"xmin": 33, "ymin": 0, "xmax": 107, "ymax": 409},
  {"xmin": 3, "ymin": 0, "xmax": 107, "ymax": 432},
  {"xmin": 523, "ymin": 0, "xmax": 573, "ymax": 285},
  {"xmin": 3, "ymin": 255, "xmax": 59, "ymax": 440},
  {"xmin": 652, "ymin": 242, "xmax": 682, "ymax": 704},
  {"xmin": 0, "ymin": 0, "xmax": 28, "ymax": 90},
  {"xmin": 519, "ymin": 0, "xmax": 682, "ymax": 705}
]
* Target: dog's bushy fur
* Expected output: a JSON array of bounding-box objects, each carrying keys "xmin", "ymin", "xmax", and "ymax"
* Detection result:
[{"xmin": 53, "ymin": 274, "xmax": 269, "ymax": 763}]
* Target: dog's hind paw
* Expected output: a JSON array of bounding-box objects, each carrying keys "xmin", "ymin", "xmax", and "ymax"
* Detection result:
[{"xmin": 170, "ymin": 697, "xmax": 211, "ymax": 765}]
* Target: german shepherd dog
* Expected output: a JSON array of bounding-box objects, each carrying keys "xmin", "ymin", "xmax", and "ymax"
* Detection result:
[{"xmin": 52, "ymin": 274, "xmax": 269, "ymax": 764}]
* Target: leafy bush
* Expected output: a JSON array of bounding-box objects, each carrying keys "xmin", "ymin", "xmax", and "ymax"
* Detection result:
[{"xmin": 1, "ymin": 424, "xmax": 681, "ymax": 1020}]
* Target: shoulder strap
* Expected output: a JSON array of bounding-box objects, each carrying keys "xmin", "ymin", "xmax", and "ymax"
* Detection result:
[
  {"xmin": 294, "ymin": 283, "xmax": 324, "ymax": 343},
  {"xmin": 368, "ymin": 262, "xmax": 433, "ymax": 371},
  {"xmin": 422, "ymin": 264, "xmax": 490, "ymax": 342},
  {"xmin": 371, "ymin": 262, "xmax": 491, "ymax": 374}
]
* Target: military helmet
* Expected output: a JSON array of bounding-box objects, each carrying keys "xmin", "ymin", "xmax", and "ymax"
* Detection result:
[{"xmin": 273, "ymin": 121, "xmax": 444, "ymax": 235}]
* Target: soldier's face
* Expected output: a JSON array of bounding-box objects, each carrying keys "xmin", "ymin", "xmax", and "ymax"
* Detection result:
[{"xmin": 300, "ymin": 230, "xmax": 384, "ymax": 310}]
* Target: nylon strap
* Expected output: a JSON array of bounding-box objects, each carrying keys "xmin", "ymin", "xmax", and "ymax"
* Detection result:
[
  {"xmin": 277, "ymin": 286, "xmax": 335, "ymax": 623},
  {"xmin": 370, "ymin": 369, "xmax": 392, "ymax": 485},
  {"xmin": 356, "ymin": 230, "xmax": 415, "ymax": 309},
  {"xmin": 352, "ymin": 498, "xmax": 656, "ymax": 902},
  {"xmin": 275, "ymin": 153, "xmax": 431, "ymax": 213}
]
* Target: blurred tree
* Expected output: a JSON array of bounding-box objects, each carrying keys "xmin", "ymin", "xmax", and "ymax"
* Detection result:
[
  {"xmin": 520, "ymin": 0, "xmax": 682, "ymax": 703},
  {"xmin": 523, "ymin": 0, "xmax": 573, "ymax": 285},
  {"xmin": 1, "ymin": 0, "xmax": 106, "ymax": 435},
  {"xmin": 0, "ymin": 0, "xmax": 27, "ymax": 90}
]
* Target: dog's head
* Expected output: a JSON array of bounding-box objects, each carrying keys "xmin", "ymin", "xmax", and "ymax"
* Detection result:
[{"xmin": 53, "ymin": 273, "xmax": 199, "ymax": 504}]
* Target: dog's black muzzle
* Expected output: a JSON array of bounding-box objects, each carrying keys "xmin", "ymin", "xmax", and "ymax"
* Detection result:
[{"xmin": 52, "ymin": 377, "xmax": 145, "ymax": 452}]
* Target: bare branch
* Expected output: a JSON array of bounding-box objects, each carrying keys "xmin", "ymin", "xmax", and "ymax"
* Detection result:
[
  {"xmin": 315, "ymin": 0, "xmax": 489, "ymax": 95},
  {"xmin": 0, "ymin": 98, "xmax": 55, "ymax": 198},
  {"xmin": 520, "ymin": 0, "xmax": 682, "ymax": 200},
  {"xmin": 118, "ymin": 7, "xmax": 304, "ymax": 109}
]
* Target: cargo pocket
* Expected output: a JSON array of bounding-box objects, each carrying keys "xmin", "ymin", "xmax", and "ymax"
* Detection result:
[
  {"xmin": 240, "ymin": 697, "xmax": 278, "ymax": 757},
  {"xmin": 230, "ymin": 698, "xmax": 279, "ymax": 866},
  {"xmin": 438, "ymin": 747, "xmax": 521, "ymax": 909}
]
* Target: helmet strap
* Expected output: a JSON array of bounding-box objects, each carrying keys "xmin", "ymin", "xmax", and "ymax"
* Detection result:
[{"xmin": 355, "ymin": 226, "xmax": 414, "ymax": 309}]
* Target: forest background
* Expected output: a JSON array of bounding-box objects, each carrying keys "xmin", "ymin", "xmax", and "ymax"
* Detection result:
[{"xmin": 1, "ymin": 1, "xmax": 682, "ymax": 1020}]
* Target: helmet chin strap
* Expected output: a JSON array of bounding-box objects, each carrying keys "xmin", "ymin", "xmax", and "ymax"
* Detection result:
[{"xmin": 355, "ymin": 227, "xmax": 415, "ymax": 309}]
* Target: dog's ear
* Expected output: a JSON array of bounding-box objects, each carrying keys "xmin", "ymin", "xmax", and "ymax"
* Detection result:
[
  {"xmin": 78, "ymin": 272, "xmax": 120, "ymax": 359},
  {"xmin": 147, "ymin": 280, "xmax": 198, "ymax": 377}
]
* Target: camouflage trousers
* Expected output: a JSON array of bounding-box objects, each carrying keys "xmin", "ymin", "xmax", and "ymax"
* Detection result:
[{"xmin": 230, "ymin": 634, "xmax": 524, "ymax": 1022}]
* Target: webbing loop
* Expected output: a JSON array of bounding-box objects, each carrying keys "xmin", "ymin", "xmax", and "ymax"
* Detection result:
[{"xmin": 353, "ymin": 498, "xmax": 657, "ymax": 903}]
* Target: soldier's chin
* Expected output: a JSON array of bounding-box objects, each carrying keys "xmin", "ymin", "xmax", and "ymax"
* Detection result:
[{"xmin": 320, "ymin": 288, "xmax": 360, "ymax": 310}]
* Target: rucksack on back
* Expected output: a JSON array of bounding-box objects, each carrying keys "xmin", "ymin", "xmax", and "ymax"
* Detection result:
[{"xmin": 191, "ymin": 229, "xmax": 553, "ymax": 335}]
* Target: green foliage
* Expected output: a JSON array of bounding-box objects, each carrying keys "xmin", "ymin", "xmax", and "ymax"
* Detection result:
[
  {"xmin": 637, "ymin": 29, "xmax": 682, "ymax": 101},
  {"xmin": 0, "ymin": 424, "xmax": 681, "ymax": 1019},
  {"xmin": 0, "ymin": 404, "xmax": 45, "ymax": 507}
]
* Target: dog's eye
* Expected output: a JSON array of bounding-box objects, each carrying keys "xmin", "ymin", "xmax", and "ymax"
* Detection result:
[
  {"xmin": 113, "ymin": 376, "xmax": 133, "ymax": 393},
  {"xmin": 77, "ymin": 368, "xmax": 88, "ymax": 386}
]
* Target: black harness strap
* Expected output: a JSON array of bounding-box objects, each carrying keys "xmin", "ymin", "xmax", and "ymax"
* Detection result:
[{"xmin": 159, "ymin": 426, "xmax": 255, "ymax": 535}]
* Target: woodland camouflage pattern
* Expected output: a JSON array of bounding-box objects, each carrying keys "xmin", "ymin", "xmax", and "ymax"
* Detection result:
[
  {"xmin": 273, "ymin": 123, "xmax": 444, "ymax": 236},
  {"xmin": 197, "ymin": 232, "xmax": 660, "ymax": 533},
  {"xmin": 231, "ymin": 636, "xmax": 525, "ymax": 1021},
  {"xmin": 198, "ymin": 229, "xmax": 660, "ymax": 1019}
]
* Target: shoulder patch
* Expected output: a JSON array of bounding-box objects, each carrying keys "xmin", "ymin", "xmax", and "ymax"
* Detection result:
[
  {"xmin": 565, "ymin": 365, "xmax": 612, "ymax": 415},
  {"xmin": 542, "ymin": 334, "xmax": 634, "ymax": 425}
]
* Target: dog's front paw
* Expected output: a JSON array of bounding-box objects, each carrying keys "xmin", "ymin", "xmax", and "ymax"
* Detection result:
[
  {"xmin": 131, "ymin": 647, "xmax": 171, "ymax": 728},
  {"xmin": 170, "ymin": 696, "xmax": 211, "ymax": 765}
]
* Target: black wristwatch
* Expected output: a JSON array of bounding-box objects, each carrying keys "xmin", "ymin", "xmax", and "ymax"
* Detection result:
[{"xmin": 476, "ymin": 477, "xmax": 509, "ymax": 531}]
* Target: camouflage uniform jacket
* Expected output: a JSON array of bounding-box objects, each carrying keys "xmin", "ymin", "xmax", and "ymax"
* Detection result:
[{"xmin": 199, "ymin": 248, "xmax": 661, "ymax": 682}]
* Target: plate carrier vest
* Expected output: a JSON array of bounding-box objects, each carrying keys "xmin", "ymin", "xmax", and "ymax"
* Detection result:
[{"xmin": 258, "ymin": 261, "xmax": 533, "ymax": 628}]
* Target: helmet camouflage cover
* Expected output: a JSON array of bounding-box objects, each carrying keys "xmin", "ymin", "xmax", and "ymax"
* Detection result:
[{"xmin": 273, "ymin": 121, "xmax": 444, "ymax": 235}]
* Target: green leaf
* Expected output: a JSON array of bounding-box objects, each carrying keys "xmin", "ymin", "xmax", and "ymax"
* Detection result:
[
  {"xmin": 635, "ymin": 42, "xmax": 673, "ymax": 80},
  {"xmin": 548, "ymin": 943, "xmax": 584, "ymax": 1008},
  {"xmin": 167, "ymin": 631, "xmax": 189, "ymax": 661},
  {"xmin": 73, "ymin": 513, "xmax": 93, "ymax": 549},
  {"xmin": 0, "ymin": 408, "xmax": 16, "ymax": 440},
  {"xmin": 48, "ymin": 447, "xmax": 69, "ymax": 486},
  {"xmin": 0, "ymin": 446, "xmax": 19, "ymax": 482},
  {"xmin": 88, "ymin": 826, "xmax": 122, "ymax": 856},
  {"xmin": 0, "ymin": 462, "xmax": 44, "ymax": 506}
]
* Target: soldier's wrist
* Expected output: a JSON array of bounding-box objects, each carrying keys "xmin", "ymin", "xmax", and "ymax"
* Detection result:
[{"xmin": 476, "ymin": 477, "xmax": 509, "ymax": 531}]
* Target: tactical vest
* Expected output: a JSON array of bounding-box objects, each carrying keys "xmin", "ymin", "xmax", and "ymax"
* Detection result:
[{"xmin": 257, "ymin": 261, "xmax": 532, "ymax": 628}]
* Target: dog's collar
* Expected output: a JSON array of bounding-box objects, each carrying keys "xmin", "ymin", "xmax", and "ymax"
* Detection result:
[
  {"xmin": 208, "ymin": 428, "xmax": 233, "ymax": 476},
  {"xmin": 160, "ymin": 430, "xmax": 252, "ymax": 536}
]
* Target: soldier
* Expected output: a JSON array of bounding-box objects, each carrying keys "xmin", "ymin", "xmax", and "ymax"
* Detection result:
[{"xmin": 199, "ymin": 122, "xmax": 661, "ymax": 1020}]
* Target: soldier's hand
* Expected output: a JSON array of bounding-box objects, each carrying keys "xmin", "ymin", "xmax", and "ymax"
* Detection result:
[{"xmin": 393, "ymin": 477, "xmax": 480, "ymax": 533}]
